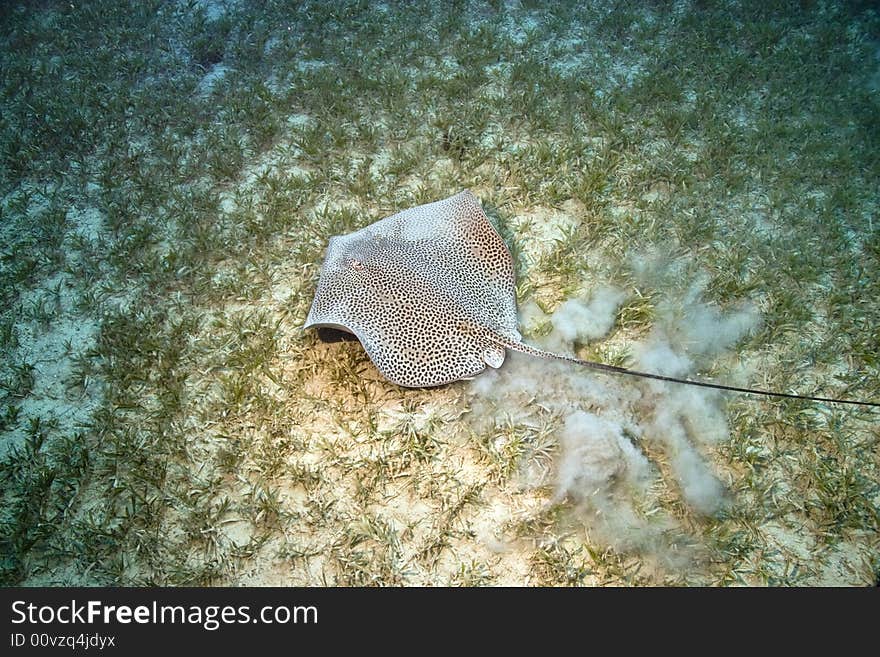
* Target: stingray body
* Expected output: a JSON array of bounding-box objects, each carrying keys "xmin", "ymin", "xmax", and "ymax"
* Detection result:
[
  {"xmin": 305, "ymin": 191, "xmax": 526, "ymax": 386},
  {"xmin": 305, "ymin": 191, "xmax": 878, "ymax": 407}
]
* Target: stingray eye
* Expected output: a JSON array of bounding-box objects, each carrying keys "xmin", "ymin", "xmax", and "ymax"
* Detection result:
[{"xmin": 349, "ymin": 258, "xmax": 365, "ymax": 271}]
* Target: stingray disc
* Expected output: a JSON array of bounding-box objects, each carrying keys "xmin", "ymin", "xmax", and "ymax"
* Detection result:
[{"xmin": 304, "ymin": 190, "xmax": 522, "ymax": 387}]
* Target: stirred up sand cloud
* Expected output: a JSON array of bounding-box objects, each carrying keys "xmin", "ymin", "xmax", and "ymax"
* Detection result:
[{"xmin": 468, "ymin": 272, "xmax": 761, "ymax": 564}]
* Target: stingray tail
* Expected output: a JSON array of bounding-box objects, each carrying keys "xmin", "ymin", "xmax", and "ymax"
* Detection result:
[{"xmin": 498, "ymin": 338, "xmax": 879, "ymax": 408}]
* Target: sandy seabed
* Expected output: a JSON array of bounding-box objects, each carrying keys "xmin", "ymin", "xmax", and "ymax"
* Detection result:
[{"xmin": 1, "ymin": 0, "xmax": 878, "ymax": 586}]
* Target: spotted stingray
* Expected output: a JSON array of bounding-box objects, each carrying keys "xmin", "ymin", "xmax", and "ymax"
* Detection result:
[{"xmin": 304, "ymin": 191, "xmax": 877, "ymax": 407}]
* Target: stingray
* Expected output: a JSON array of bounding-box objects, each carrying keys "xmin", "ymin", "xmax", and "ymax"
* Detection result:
[{"xmin": 304, "ymin": 191, "xmax": 877, "ymax": 407}]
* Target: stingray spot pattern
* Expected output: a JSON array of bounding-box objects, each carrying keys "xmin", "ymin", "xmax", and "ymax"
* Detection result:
[{"xmin": 305, "ymin": 190, "xmax": 520, "ymax": 386}]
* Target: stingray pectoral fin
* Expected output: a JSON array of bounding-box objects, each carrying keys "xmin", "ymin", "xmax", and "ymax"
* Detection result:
[{"xmin": 482, "ymin": 344, "xmax": 506, "ymax": 369}]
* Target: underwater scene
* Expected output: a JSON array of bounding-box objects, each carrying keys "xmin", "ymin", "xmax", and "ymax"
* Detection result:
[{"xmin": 1, "ymin": 0, "xmax": 878, "ymax": 586}]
